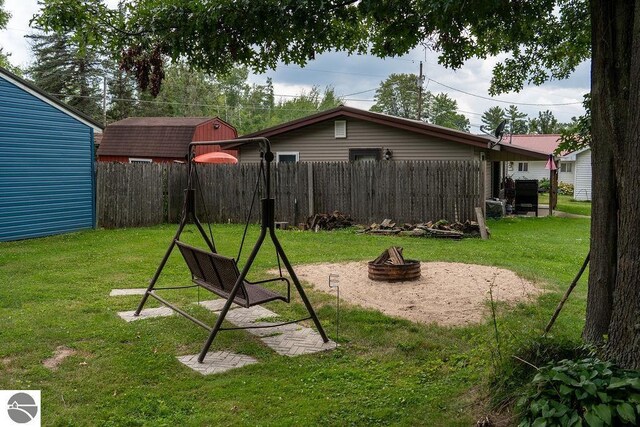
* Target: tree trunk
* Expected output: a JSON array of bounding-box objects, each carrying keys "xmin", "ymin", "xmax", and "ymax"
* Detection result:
[{"xmin": 586, "ymin": 0, "xmax": 640, "ymax": 369}]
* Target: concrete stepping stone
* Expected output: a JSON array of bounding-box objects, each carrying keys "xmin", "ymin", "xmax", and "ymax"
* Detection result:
[
  {"xmin": 261, "ymin": 328, "xmax": 336, "ymax": 356},
  {"xmin": 118, "ymin": 306, "xmax": 174, "ymax": 322},
  {"xmin": 223, "ymin": 306, "xmax": 336, "ymax": 356},
  {"xmin": 110, "ymin": 288, "xmax": 147, "ymax": 296},
  {"xmin": 177, "ymin": 351, "xmax": 258, "ymax": 375},
  {"xmin": 193, "ymin": 299, "xmax": 239, "ymax": 312}
]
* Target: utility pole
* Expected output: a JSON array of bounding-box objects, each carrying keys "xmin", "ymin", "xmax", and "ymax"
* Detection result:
[
  {"xmin": 102, "ymin": 76, "xmax": 107, "ymax": 127},
  {"xmin": 417, "ymin": 61, "xmax": 424, "ymax": 121}
]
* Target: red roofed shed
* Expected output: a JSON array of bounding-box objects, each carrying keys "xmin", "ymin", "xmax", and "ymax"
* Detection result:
[{"xmin": 97, "ymin": 117, "xmax": 237, "ymax": 163}]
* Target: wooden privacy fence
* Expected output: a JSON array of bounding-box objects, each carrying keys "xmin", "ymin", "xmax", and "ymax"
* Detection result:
[{"xmin": 96, "ymin": 160, "xmax": 482, "ymax": 228}]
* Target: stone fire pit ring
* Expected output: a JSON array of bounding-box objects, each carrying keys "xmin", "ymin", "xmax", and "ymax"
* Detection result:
[{"xmin": 368, "ymin": 259, "xmax": 422, "ymax": 282}]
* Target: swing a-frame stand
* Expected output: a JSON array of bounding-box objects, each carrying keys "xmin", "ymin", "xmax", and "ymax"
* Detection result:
[{"xmin": 134, "ymin": 137, "xmax": 329, "ymax": 363}]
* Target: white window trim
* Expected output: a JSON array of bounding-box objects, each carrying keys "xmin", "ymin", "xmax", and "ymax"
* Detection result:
[
  {"xmin": 518, "ymin": 162, "xmax": 528, "ymax": 172},
  {"xmin": 129, "ymin": 157, "xmax": 153, "ymax": 163},
  {"xmin": 276, "ymin": 152, "xmax": 299, "ymax": 163},
  {"xmin": 335, "ymin": 120, "xmax": 347, "ymax": 138}
]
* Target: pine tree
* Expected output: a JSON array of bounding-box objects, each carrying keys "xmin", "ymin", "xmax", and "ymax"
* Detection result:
[
  {"xmin": 505, "ymin": 105, "xmax": 528, "ymax": 134},
  {"xmin": 27, "ymin": 31, "xmax": 104, "ymax": 122},
  {"xmin": 480, "ymin": 106, "xmax": 506, "ymax": 132}
]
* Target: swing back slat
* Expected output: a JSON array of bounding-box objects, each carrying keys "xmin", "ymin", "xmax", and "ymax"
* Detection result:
[{"xmin": 176, "ymin": 241, "xmax": 286, "ymax": 308}]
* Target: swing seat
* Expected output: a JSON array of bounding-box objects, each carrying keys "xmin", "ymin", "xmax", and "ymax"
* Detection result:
[{"xmin": 176, "ymin": 241, "xmax": 289, "ymax": 308}]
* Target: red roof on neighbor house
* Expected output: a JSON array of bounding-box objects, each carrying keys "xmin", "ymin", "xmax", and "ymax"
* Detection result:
[
  {"xmin": 504, "ymin": 134, "xmax": 561, "ymax": 155},
  {"xmin": 98, "ymin": 117, "xmax": 235, "ymax": 158}
]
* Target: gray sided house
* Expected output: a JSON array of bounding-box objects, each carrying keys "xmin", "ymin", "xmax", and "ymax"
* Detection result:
[
  {"xmin": 236, "ymin": 106, "xmax": 547, "ymax": 200},
  {"xmin": 0, "ymin": 67, "xmax": 103, "ymax": 242}
]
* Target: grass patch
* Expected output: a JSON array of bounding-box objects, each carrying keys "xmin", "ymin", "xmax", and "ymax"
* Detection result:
[
  {"xmin": 539, "ymin": 193, "xmax": 592, "ymax": 216},
  {"xmin": 0, "ymin": 217, "xmax": 591, "ymax": 425}
]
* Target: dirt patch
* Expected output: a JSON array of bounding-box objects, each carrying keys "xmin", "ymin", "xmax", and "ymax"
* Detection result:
[
  {"xmin": 293, "ymin": 262, "xmax": 542, "ymax": 326},
  {"xmin": 1, "ymin": 357, "xmax": 12, "ymax": 367},
  {"xmin": 43, "ymin": 346, "xmax": 77, "ymax": 370}
]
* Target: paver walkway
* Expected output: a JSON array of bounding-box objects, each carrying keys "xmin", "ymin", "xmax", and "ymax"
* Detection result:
[
  {"xmin": 113, "ymin": 292, "xmax": 335, "ymax": 374},
  {"xmin": 110, "ymin": 288, "xmax": 147, "ymax": 296},
  {"xmin": 177, "ymin": 351, "xmax": 258, "ymax": 375},
  {"xmin": 118, "ymin": 306, "xmax": 174, "ymax": 322}
]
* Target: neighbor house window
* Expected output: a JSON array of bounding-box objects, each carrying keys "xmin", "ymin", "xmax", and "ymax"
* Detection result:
[
  {"xmin": 349, "ymin": 148, "xmax": 381, "ymax": 162},
  {"xmin": 560, "ymin": 163, "xmax": 573, "ymax": 173},
  {"xmin": 129, "ymin": 158, "xmax": 152, "ymax": 163},
  {"xmin": 518, "ymin": 162, "xmax": 528, "ymax": 172},
  {"xmin": 276, "ymin": 152, "xmax": 299, "ymax": 163},
  {"xmin": 335, "ymin": 120, "xmax": 347, "ymax": 138}
]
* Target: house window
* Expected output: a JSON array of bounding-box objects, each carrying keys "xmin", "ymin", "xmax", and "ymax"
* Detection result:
[
  {"xmin": 129, "ymin": 158, "xmax": 152, "ymax": 163},
  {"xmin": 560, "ymin": 163, "xmax": 573, "ymax": 173},
  {"xmin": 349, "ymin": 148, "xmax": 381, "ymax": 162},
  {"xmin": 518, "ymin": 162, "xmax": 528, "ymax": 172},
  {"xmin": 276, "ymin": 152, "xmax": 299, "ymax": 163},
  {"xmin": 335, "ymin": 120, "xmax": 347, "ymax": 138}
]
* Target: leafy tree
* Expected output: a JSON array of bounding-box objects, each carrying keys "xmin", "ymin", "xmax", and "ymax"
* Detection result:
[
  {"xmin": 267, "ymin": 86, "xmax": 342, "ymax": 129},
  {"xmin": 481, "ymin": 106, "xmax": 506, "ymax": 132},
  {"xmin": 557, "ymin": 94, "xmax": 591, "ymax": 155},
  {"xmin": 370, "ymin": 73, "xmax": 425, "ymax": 119},
  {"xmin": 425, "ymin": 93, "xmax": 470, "ymax": 131},
  {"xmin": 528, "ymin": 110, "xmax": 564, "ymax": 134},
  {"xmin": 34, "ymin": 0, "xmax": 640, "ymax": 369},
  {"xmin": 27, "ymin": 30, "xmax": 104, "ymax": 122},
  {"xmin": 136, "ymin": 62, "xmax": 221, "ymax": 117},
  {"xmin": 0, "ymin": 0, "xmax": 20, "ymax": 74},
  {"xmin": 505, "ymin": 105, "xmax": 528, "ymax": 134}
]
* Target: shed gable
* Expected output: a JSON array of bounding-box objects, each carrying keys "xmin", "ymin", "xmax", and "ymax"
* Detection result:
[{"xmin": 0, "ymin": 77, "xmax": 95, "ymax": 241}]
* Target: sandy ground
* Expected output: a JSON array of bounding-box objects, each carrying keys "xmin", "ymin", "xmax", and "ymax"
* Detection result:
[{"xmin": 293, "ymin": 262, "xmax": 542, "ymax": 327}]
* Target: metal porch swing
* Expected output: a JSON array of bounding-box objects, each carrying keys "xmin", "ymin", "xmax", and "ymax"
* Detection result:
[{"xmin": 134, "ymin": 137, "xmax": 329, "ymax": 363}]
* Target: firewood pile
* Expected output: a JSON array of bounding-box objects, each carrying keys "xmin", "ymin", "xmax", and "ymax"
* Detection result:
[
  {"xmin": 368, "ymin": 246, "xmax": 421, "ymax": 281},
  {"xmin": 359, "ymin": 218, "xmax": 487, "ymax": 239},
  {"xmin": 371, "ymin": 246, "xmax": 407, "ymax": 265},
  {"xmin": 306, "ymin": 211, "xmax": 354, "ymax": 231}
]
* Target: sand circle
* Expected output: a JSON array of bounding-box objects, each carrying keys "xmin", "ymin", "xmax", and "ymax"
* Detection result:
[{"xmin": 293, "ymin": 262, "xmax": 542, "ymax": 327}]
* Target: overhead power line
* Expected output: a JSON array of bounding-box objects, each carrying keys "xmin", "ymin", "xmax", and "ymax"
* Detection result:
[{"xmin": 426, "ymin": 78, "xmax": 583, "ymax": 106}]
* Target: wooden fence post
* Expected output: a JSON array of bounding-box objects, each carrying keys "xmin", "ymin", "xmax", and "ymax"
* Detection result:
[{"xmin": 307, "ymin": 162, "xmax": 314, "ymax": 216}]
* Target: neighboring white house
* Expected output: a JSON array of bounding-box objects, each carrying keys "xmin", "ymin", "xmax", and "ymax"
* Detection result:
[
  {"xmin": 503, "ymin": 134, "xmax": 575, "ymax": 184},
  {"xmin": 561, "ymin": 148, "xmax": 592, "ymax": 201}
]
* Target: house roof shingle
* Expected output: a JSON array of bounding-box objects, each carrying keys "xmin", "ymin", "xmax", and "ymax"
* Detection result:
[
  {"xmin": 504, "ymin": 134, "xmax": 562, "ymax": 155},
  {"xmin": 236, "ymin": 105, "xmax": 493, "ymax": 149}
]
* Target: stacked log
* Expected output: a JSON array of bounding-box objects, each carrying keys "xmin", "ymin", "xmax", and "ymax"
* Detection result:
[
  {"xmin": 306, "ymin": 211, "xmax": 353, "ymax": 231},
  {"xmin": 360, "ymin": 219, "xmax": 487, "ymax": 239}
]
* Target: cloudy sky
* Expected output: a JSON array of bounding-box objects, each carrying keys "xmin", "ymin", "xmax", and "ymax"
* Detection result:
[{"xmin": 1, "ymin": 0, "xmax": 590, "ymax": 132}]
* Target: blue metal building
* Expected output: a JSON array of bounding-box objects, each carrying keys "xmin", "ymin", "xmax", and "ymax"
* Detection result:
[{"xmin": 0, "ymin": 67, "xmax": 103, "ymax": 242}]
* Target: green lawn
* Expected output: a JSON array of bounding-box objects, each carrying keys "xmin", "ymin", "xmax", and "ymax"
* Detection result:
[
  {"xmin": 0, "ymin": 218, "xmax": 591, "ymax": 426},
  {"xmin": 539, "ymin": 193, "xmax": 592, "ymax": 216}
]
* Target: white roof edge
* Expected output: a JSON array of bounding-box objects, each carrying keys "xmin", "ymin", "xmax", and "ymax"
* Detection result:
[
  {"xmin": 0, "ymin": 72, "xmax": 103, "ymax": 133},
  {"xmin": 560, "ymin": 146, "xmax": 590, "ymax": 160}
]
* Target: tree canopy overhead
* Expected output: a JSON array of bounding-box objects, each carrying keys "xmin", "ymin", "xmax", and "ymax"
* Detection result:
[{"xmin": 35, "ymin": 0, "xmax": 590, "ymax": 96}]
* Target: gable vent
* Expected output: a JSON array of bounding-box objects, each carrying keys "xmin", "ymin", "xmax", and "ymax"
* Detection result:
[{"xmin": 334, "ymin": 120, "xmax": 347, "ymax": 138}]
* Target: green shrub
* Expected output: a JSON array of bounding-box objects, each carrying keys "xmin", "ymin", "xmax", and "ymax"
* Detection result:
[
  {"xmin": 518, "ymin": 357, "xmax": 640, "ymax": 426},
  {"xmin": 490, "ymin": 338, "xmax": 588, "ymax": 411},
  {"xmin": 558, "ymin": 182, "xmax": 575, "ymax": 196},
  {"xmin": 538, "ymin": 178, "xmax": 550, "ymax": 193}
]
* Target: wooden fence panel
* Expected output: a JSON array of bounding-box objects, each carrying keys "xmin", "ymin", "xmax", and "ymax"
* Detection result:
[
  {"xmin": 97, "ymin": 162, "xmax": 164, "ymax": 228},
  {"xmin": 97, "ymin": 160, "xmax": 482, "ymax": 228}
]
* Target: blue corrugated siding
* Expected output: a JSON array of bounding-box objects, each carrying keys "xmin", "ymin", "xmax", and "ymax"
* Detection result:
[{"xmin": 0, "ymin": 76, "xmax": 96, "ymax": 241}]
